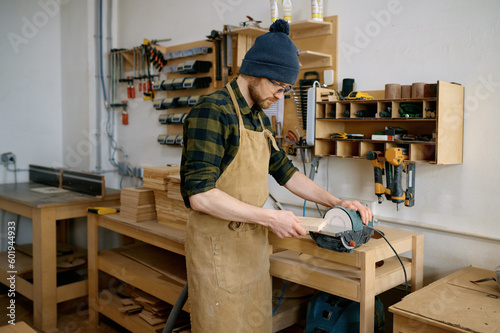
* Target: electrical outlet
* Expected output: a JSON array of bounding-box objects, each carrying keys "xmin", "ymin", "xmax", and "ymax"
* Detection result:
[{"xmin": 1, "ymin": 152, "xmax": 15, "ymax": 164}]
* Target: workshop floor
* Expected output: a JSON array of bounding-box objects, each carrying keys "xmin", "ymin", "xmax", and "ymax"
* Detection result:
[
  {"xmin": 0, "ymin": 292, "xmax": 306, "ymax": 332},
  {"xmin": 0, "ymin": 286, "xmax": 406, "ymax": 332}
]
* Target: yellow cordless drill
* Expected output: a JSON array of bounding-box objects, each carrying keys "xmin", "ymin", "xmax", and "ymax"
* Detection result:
[
  {"xmin": 367, "ymin": 148, "xmax": 416, "ymax": 210},
  {"xmin": 366, "ymin": 151, "xmax": 391, "ymax": 204}
]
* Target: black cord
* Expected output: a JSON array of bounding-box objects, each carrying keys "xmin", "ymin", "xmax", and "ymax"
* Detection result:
[{"xmin": 364, "ymin": 225, "xmax": 409, "ymax": 295}]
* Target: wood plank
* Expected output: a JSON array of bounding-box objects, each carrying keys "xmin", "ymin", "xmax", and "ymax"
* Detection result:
[
  {"xmin": 270, "ymin": 250, "xmax": 360, "ymax": 301},
  {"xmin": 32, "ymin": 207, "xmax": 57, "ymax": 331},
  {"xmin": 0, "ymin": 322, "xmax": 37, "ymax": 333},
  {"xmin": 298, "ymin": 217, "xmax": 326, "ymax": 232},
  {"xmin": 392, "ymin": 312, "xmax": 468, "ymax": 333},
  {"xmin": 98, "ymin": 291, "xmax": 165, "ymax": 333},
  {"xmin": 411, "ymin": 233, "xmax": 424, "ymax": 291},
  {"xmin": 269, "ymin": 233, "xmax": 360, "ymax": 267},
  {"xmin": 359, "ymin": 250, "xmax": 376, "ymax": 333},
  {"xmin": 56, "ymin": 280, "xmax": 88, "ymax": 303},
  {"xmin": 0, "ymin": 250, "xmax": 34, "ymax": 275},
  {"xmin": 289, "ymin": 19, "xmax": 333, "ymax": 39},
  {"xmin": 87, "ymin": 213, "xmax": 100, "ymax": 328},
  {"xmin": 436, "ymin": 81, "xmax": 464, "ymax": 164},
  {"xmin": 271, "ymin": 298, "xmax": 308, "ymax": 333},
  {"xmin": 390, "ymin": 267, "xmax": 500, "ymax": 333},
  {"xmin": 120, "ymin": 243, "xmax": 187, "ymax": 285},
  {"xmin": 98, "ymin": 248, "xmax": 189, "ymax": 312}
]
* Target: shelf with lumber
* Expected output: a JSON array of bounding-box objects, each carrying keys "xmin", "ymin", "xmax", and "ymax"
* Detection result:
[
  {"xmin": 97, "ymin": 291, "xmax": 168, "ymax": 333},
  {"xmin": 98, "ymin": 245, "xmax": 188, "ymax": 311}
]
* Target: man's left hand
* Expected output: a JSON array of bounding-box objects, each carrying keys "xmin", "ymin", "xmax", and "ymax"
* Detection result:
[{"xmin": 337, "ymin": 200, "xmax": 373, "ymax": 225}]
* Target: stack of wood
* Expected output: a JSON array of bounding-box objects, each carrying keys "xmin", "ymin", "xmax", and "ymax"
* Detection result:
[
  {"xmin": 118, "ymin": 298, "xmax": 142, "ymax": 315},
  {"xmin": 119, "ymin": 187, "xmax": 156, "ymax": 222},
  {"xmin": 118, "ymin": 289, "xmax": 172, "ymax": 326},
  {"xmin": 142, "ymin": 165, "xmax": 180, "ymax": 190},
  {"xmin": 134, "ymin": 289, "xmax": 172, "ymax": 326},
  {"xmin": 143, "ymin": 166, "xmax": 189, "ymax": 230}
]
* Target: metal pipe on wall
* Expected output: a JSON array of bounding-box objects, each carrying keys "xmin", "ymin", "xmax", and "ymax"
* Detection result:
[
  {"xmin": 94, "ymin": 0, "xmax": 102, "ymax": 172},
  {"xmin": 376, "ymin": 215, "xmax": 500, "ymax": 243}
]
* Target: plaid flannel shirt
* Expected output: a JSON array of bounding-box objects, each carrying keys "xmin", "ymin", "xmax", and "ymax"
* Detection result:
[{"xmin": 180, "ymin": 77, "xmax": 298, "ymax": 208}]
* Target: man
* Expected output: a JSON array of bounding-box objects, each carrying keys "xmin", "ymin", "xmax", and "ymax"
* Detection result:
[{"xmin": 180, "ymin": 19, "xmax": 373, "ymax": 332}]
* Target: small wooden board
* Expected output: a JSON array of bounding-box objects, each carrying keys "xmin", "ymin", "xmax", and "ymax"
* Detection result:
[{"xmin": 298, "ymin": 217, "xmax": 327, "ymax": 232}]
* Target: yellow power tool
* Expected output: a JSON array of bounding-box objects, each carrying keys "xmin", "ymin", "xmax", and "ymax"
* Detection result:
[{"xmin": 367, "ymin": 148, "xmax": 416, "ymax": 210}]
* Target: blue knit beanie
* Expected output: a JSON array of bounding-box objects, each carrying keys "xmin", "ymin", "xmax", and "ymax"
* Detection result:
[{"xmin": 239, "ymin": 19, "xmax": 300, "ymax": 85}]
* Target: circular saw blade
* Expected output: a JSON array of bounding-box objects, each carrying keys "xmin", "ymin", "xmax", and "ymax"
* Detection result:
[{"xmin": 320, "ymin": 207, "xmax": 353, "ymax": 236}]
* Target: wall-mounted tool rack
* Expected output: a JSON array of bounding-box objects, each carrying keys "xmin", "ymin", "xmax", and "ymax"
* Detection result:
[
  {"xmin": 153, "ymin": 40, "xmax": 219, "ymax": 147},
  {"xmin": 110, "ymin": 43, "xmax": 168, "ymax": 106}
]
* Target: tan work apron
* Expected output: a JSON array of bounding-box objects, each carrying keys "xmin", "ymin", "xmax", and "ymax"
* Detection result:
[{"xmin": 185, "ymin": 82, "xmax": 279, "ymax": 333}]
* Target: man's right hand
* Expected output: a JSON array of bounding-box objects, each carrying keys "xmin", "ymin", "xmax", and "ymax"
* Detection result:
[{"xmin": 266, "ymin": 210, "xmax": 307, "ymax": 239}]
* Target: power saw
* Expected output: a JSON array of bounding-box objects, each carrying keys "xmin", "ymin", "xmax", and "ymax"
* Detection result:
[{"xmin": 304, "ymin": 206, "xmax": 374, "ymax": 253}]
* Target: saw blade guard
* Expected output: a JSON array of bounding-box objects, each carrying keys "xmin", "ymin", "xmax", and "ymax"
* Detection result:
[{"xmin": 310, "ymin": 206, "xmax": 374, "ymax": 253}]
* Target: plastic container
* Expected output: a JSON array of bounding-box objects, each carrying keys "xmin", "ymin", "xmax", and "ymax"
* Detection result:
[
  {"xmin": 270, "ymin": 0, "xmax": 279, "ymax": 22},
  {"xmin": 311, "ymin": 0, "xmax": 322, "ymax": 21},
  {"xmin": 283, "ymin": 0, "xmax": 292, "ymax": 22}
]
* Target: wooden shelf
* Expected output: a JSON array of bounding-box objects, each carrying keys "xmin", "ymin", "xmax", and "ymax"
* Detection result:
[
  {"xmin": 271, "ymin": 250, "xmax": 412, "ymax": 302},
  {"xmin": 289, "ymin": 19, "xmax": 333, "ymax": 39},
  {"xmin": 298, "ymin": 50, "xmax": 332, "ymax": 69},
  {"xmin": 227, "ymin": 26, "xmax": 267, "ymax": 37},
  {"xmin": 98, "ymin": 291, "xmax": 165, "ymax": 333},
  {"xmin": 98, "ymin": 246, "xmax": 189, "ymax": 312},
  {"xmin": 313, "ymin": 81, "xmax": 464, "ymax": 164}
]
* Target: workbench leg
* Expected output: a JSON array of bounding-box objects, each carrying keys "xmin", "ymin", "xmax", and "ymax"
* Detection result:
[
  {"xmin": 411, "ymin": 234, "xmax": 424, "ymax": 292},
  {"xmin": 87, "ymin": 213, "xmax": 99, "ymax": 328},
  {"xmin": 360, "ymin": 251, "xmax": 376, "ymax": 333},
  {"xmin": 32, "ymin": 208, "xmax": 58, "ymax": 331}
]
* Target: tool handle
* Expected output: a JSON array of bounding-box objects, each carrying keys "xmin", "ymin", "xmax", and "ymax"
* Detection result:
[
  {"xmin": 405, "ymin": 163, "xmax": 416, "ymax": 207},
  {"xmin": 391, "ymin": 163, "xmax": 405, "ymax": 203}
]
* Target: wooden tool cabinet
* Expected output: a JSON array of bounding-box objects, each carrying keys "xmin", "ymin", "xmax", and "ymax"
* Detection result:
[{"xmin": 314, "ymin": 80, "xmax": 464, "ymax": 164}]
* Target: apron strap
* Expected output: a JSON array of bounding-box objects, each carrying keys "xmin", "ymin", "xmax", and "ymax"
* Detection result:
[
  {"xmin": 226, "ymin": 82, "xmax": 280, "ymax": 151},
  {"xmin": 258, "ymin": 114, "xmax": 280, "ymax": 151},
  {"xmin": 226, "ymin": 83, "xmax": 244, "ymax": 135}
]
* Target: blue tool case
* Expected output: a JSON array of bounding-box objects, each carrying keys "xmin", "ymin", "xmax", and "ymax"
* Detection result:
[{"xmin": 305, "ymin": 292, "xmax": 385, "ymax": 333}]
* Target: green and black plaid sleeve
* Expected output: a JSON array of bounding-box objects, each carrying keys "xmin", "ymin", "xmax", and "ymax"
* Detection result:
[{"xmin": 180, "ymin": 78, "xmax": 298, "ymax": 208}]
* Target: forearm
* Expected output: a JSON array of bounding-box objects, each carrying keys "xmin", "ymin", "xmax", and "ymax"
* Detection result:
[
  {"xmin": 284, "ymin": 171, "xmax": 341, "ymax": 207},
  {"xmin": 284, "ymin": 171, "xmax": 374, "ymax": 224},
  {"xmin": 188, "ymin": 188, "xmax": 306, "ymax": 239},
  {"xmin": 189, "ymin": 188, "xmax": 274, "ymax": 225}
]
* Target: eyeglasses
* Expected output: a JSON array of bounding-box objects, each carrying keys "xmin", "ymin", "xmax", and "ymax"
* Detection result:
[{"xmin": 268, "ymin": 79, "xmax": 292, "ymax": 95}]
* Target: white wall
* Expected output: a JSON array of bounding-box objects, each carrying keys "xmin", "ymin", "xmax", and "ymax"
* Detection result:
[
  {"xmin": 1, "ymin": 0, "xmax": 499, "ymax": 283},
  {"xmin": 0, "ymin": 0, "xmax": 63, "ymax": 180}
]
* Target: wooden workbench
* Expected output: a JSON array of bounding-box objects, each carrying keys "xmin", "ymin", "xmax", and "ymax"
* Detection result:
[
  {"xmin": 390, "ymin": 266, "xmax": 500, "ymax": 332},
  {"xmin": 87, "ymin": 213, "xmax": 311, "ymax": 333},
  {"xmin": 269, "ymin": 226, "xmax": 424, "ymax": 333},
  {"xmin": 0, "ymin": 182, "xmax": 120, "ymax": 331}
]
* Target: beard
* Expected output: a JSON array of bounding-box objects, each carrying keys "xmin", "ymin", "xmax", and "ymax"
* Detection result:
[{"xmin": 248, "ymin": 78, "xmax": 277, "ymax": 109}]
